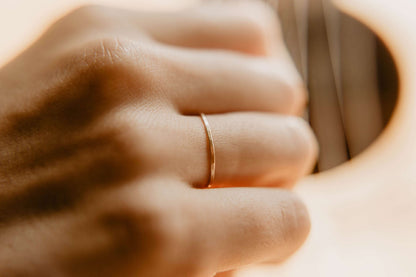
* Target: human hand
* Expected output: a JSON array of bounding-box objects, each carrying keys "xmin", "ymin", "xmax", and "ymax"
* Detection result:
[{"xmin": 0, "ymin": 2, "xmax": 317, "ymax": 276}]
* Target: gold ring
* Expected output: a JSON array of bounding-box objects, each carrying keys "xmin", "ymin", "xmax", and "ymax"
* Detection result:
[{"xmin": 200, "ymin": 113, "xmax": 216, "ymax": 188}]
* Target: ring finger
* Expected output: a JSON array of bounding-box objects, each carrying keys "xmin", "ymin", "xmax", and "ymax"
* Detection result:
[{"xmin": 179, "ymin": 112, "xmax": 317, "ymax": 188}]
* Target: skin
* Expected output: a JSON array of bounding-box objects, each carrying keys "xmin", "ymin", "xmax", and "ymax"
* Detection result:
[{"xmin": 0, "ymin": 2, "xmax": 317, "ymax": 277}]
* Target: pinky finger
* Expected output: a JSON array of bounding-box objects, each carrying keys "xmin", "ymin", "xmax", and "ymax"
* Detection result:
[{"xmin": 185, "ymin": 187, "xmax": 311, "ymax": 275}]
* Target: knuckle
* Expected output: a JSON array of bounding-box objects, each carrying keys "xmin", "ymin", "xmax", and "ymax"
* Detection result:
[
  {"xmin": 287, "ymin": 117, "xmax": 319, "ymax": 174},
  {"xmin": 56, "ymin": 39, "xmax": 121, "ymax": 76},
  {"xmin": 269, "ymin": 62, "xmax": 307, "ymax": 115},
  {"xmin": 86, "ymin": 38, "xmax": 158, "ymax": 89},
  {"xmin": 247, "ymin": 59, "xmax": 307, "ymax": 114},
  {"xmin": 101, "ymin": 196, "xmax": 171, "ymax": 262},
  {"xmin": 284, "ymin": 80, "xmax": 308, "ymax": 115},
  {"xmin": 82, "ymin": 37, "xmax": 136, "ymax": 69},
  {"xmin": 236, "ymin": 1, "xmax": 282, "ymax": 52},
  {"xmin": 59, "ymin": 37, "xmax": 152, "ymax": 102},
  {"xmin": 100, "ymin": 189, "xmax": 193, "ymax": 272},
  {"xmin": 106, "ymin": 113, "xmax": 169, "ymax": 165},
  {"xmin": 265, "ymin": 71, "xmax": 307, "ymax": 114}
]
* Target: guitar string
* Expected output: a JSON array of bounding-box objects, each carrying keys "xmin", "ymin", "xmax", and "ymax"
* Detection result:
[
  {"xmin": 322, "ymin": 0, "xmax": 343, "ymax": 114},
  {"xmin": 293, "ymin": 0, "xmax": 309, "ymax": 84},
  {"xmin": 321, "ymin": 0, "xmax": 352, "ymax": 159}
]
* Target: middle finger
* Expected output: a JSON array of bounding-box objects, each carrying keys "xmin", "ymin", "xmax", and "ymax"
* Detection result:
[{"xmin": 159, "ymin": 47, "xmax": 306, "ymax": 116}]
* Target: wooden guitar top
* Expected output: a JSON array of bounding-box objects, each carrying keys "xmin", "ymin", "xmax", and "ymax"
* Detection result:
[{"xmin": 236, "ymin": 1, "xmax": 416, "ymax": 276}]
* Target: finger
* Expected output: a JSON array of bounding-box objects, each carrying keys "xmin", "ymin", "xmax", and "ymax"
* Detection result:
[
  {"xmin": 67, "ymin": 5, "xmax": 304, "ymax": 115},
  {"xmin": 180, "ymin": 113, "xmax": 317, "ymax": 188},
  {"xmin": 214, "ymin": 271, "xmax": 233, "ymax": 277},
  {"xmin": 161, "ymin": 47, "xmax": 306, "ymax": 115},
  {"xmin": 187, "ymin": 187, "xmax": 311, "ymax": 274},
  {"xmin": 128, "ymin": 1, "xmax": 284, "ymax": 56}
]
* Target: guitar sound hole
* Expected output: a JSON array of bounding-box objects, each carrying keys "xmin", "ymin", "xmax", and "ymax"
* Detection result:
[
  {"xmin": 276, "ymin": 0, "xmax": 399, "ymax": 172},
  {"xmin": 376, "ymin": 38, "xmax": 398, "ymax": 131}
]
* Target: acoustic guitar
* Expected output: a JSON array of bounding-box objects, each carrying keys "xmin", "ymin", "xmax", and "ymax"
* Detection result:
[{"xmin": 230, "ymin": 0, "xmax": 416, "ymax": 276}]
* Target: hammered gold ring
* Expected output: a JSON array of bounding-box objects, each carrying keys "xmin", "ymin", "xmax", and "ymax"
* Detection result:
[{"xmin": 200, "ymin": 113, "xmax": 216, "ymax": 188}]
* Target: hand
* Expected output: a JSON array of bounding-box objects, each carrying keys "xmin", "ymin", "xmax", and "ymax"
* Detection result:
[{"xmin": 0, "ymin": 2, "xmax": 317, "ymax": 276}]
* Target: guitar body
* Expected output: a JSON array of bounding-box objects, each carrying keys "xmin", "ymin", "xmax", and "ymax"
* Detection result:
[{"xmin": 234, "ymin": 0, "xmax": 416, "ymax": 276}]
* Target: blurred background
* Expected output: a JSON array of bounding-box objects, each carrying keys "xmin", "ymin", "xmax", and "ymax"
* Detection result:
[{"xmin": 275, "ymin": 0, "xmax": 398, "ymax": 171}]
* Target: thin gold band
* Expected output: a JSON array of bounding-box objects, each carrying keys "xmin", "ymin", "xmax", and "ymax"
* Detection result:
[{"xmin": 200, "ymin": 113, "xmax": 216, "ymax": 188}]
